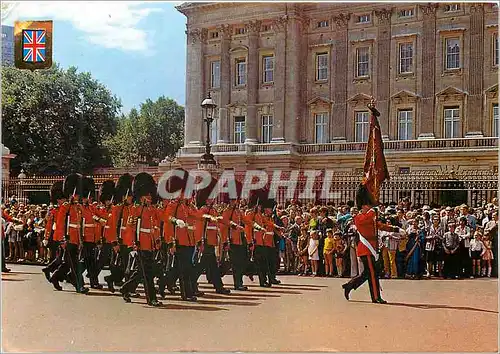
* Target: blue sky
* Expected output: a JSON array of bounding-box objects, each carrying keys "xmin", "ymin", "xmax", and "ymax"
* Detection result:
[{"xmin": 3, "ymin": 1, "xmax": 187, "ymax": 114}]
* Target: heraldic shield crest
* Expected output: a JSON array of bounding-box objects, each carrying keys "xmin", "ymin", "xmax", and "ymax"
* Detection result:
[{"xmin": 14, "ymin": 20, "xmax": 53, "ymax": 70}]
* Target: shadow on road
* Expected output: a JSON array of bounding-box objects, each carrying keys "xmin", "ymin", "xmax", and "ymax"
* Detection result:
[
  {"xmin": 3, "ymin": 271, "xmax": 41, "ymax": 275},
  {"xmin": 258, "ymin": 282, "xmax": 329, "ymax": 288},
  {"xmin": 149, "ymin": 303, "xmax": 229, "ymax": 311},
  {"xmin": 202, "ymin": 293, "xmax": 272, "ymax": 301},
  {"xmin": 246, "ymin": 289, "xmax": 302, "ymax": 295},
  {"xmin": 350, "ymin": 300, "xmax": 498, "ymax": 314},
  {"xmin": 1, "ymin": 278, "xmax": 26, "ymax": 281},
  {"xmin": 196, "ymin": 299, "xmax": 261, "ymax": 307}
]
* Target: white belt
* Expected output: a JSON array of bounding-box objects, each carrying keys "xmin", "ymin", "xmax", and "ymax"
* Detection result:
[
  {"xmin": 104, "ymin": 226, "xmax": 110, "ymax": 229},
  {"xmin": 265, "ymin": 232, "xmax": 274, "ymax": 235},
  {"xmin": 206, "ymin": 226, "xmax": 217, "ymax": 230},
  {"xmin": 140, "ymin": 228, "xmax": 152, "ymax": 233},
  {"xmin": 187, "ymin": 226, "xmax": 195, "ymax": 230},
  {"xmin": 84, "ymin": 224, "xmax": 95, "ymax": 228},
  {"xmin": 120, "ymin": 227, "xmax": 127, "ymax": 230},
  {"xmin": 68, "ymin": 223, "xmax": 79, "ymax": 228}
]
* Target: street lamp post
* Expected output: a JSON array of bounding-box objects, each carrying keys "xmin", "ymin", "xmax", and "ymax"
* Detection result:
[{"xmin": 198, "ymin": 92, "xmax": 218, "ymax": 171}]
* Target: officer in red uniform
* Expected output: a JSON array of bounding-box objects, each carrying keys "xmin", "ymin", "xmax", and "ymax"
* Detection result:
[
  {"xmin": 93, "ymin": 180, "xmax": 115, "ymax": 286},
  {"xmin": 192, "ymin": 199, "xmax": 231, "ymax": 295},
  {"xmin": 262, "ymin": 201, "xmax": 284, "ymax": 285},
  {"xmin": 220, "ymin": 198, "xmax": 248, "ymax": 290},
  {"xmin": 120, "ymin": 172, "xmax": 162, "ymax": 307},
  {"xmin": 244, "ymin": 203, "xmax": 269, "ymax": 287},
  {"xmin": 164, "ymin": 194, "xmax": 197, "ymax": 302},
  {"xmin": 51, "ymin": 173, "xmax": 89, "ymax": 294},
  {"xmin": 342, "ymin": 184, "xmax": 403, "ymax": 304},
  {"xmin": 41, "ymin": 181, "xmax": 65, "ymax": 281}
]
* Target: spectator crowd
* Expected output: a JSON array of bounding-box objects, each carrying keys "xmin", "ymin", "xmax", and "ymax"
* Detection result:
[{"xmin": 1, "ymin": 196, "xmax": 498, "ymax": 280}]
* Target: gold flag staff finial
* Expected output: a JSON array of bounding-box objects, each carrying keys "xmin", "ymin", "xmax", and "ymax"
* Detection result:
[{"xmin": 367, "ymin": 96, "xmax": 380, "ymax": 117}]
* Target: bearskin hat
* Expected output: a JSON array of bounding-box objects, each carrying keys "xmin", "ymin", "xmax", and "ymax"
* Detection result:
[
  {"xmin": 133, "ymin": 172, "xmax": 156, "ymax": 203},
  {"xmin": 81, "ymin": 176, "xmax": 96, "ymax": 200},
  {"xmin": 99, "ymin": 180, "xmax": 115, "ymax": 203},
  {"xmin": 114, "ymin": 173, "xmax": 133, "ymax": 202},
  {"xmin": 356, "ymin": 183, "xmax": 375, "ymax": 209},
  {"xmin": 63, "ymin": 173, "xmax": 83, "ymax": 199},
  {"xmin": 50, "ymin": 180, "xmax": 64, "ymax": 204}
]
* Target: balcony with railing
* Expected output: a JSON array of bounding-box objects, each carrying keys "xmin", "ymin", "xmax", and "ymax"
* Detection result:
[{"xmin": 179, "ymin": 137, "xmax": 498, "ymax": 156}]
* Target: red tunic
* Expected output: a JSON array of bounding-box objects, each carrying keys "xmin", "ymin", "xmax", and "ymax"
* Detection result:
[
  {"xmin": 112, "ymin": 204, "xmax": 135, "ymax": 247},
  {"xmin": 80, "ymin": 204, "xmax": 98, "ymax": 243},
  {"xmin": 196, "ymin": 206, "xmax": 218, "ymax": 246},
  {"xmin": 354, "ymin": 209, "xmax": 396, "ymax": 257},
  {"xmin": 244, "ymin": 211, "xmax": 264, "ymax": 246},
  {"xmin": 262, "ymin": 216, "xmax": 276, "ymax": 248},
  {"xmin": 164, "ymin": 201, "xmax": 194, "ymax": 246},
  {"xmin": 131, "ymin": 205, "xmax": 157, "ymax": 251},
  {"xmin": 220, "ymin": 207, "xmax": 243, "ymax": 245},
  {"xmin": 95, "ymin": 206, "xmax": 113, "ymax": 243}
]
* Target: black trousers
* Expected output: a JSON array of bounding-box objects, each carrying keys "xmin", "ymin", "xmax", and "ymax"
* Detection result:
[
  {"xmin": 193, "ymin": 245, "xmax": 224, "ymax": 291},
  {"xmin": 43, "ymin": 243, "xmax": 63, "ymax": 273},
  {"xmin": 459, "ymin": 245, "xmax": 471, "ymax": 277},
  {"xmin": 121, "ymin": 250, "xmax": 157, "ymax": 303},
  {"xmin": 443, "ymin": 252, "xmax": 459, "ymax": 278},
  {"xmin": 176, "ymin": 246, "xmax": 196, "ymax": 299},
  {"xmin": 48, "ymin": 240, "xmax": 59, "ymax": 263},
  {"xmin": 78, "ymin": 242, "xmax": 97, "ymax": 286},
  {"xmin": 266, "ymin": 246, "xmax": 278, "ymax": 281},
  {"xmin": 105, "ymin": 264, "xmax": 124, "ymax": 287},
  {"xmin": 152, "ymin": 262, "xmax": 168, "ymax": 296},
  {"xmin": 344, "ymin": 255, "xmax": 382, "ymax": 302},
  {"xmin": 255, "ymin": 245, "xmax": 270, "ymax": 285},
  {"xmin": 165, "ymin": 251, "xmax": 179, "ymax": 290},
  {"xmin": 1, "ymin": 240, "xmax": 7, "ymax": 270},
  {"xmin": 121, "ymin": 246, "xmax": 132, "ymax": 281},
  {"xmin": 52, "ymin": 243, "xmax": 84, "ymax": 291},
  {"xmin": 229, "ymin": 244, "xmax": 247, "ymax": 288}
]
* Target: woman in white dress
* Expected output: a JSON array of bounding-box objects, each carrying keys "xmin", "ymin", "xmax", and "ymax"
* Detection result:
[{"xmin": 308, "ymin": 230, "xmax": 320, "ymax": 276}]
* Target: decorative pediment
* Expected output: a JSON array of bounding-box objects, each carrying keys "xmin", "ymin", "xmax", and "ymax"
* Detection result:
[
  {"xmin": 256, "ymin": 103, "xmax": 274, "ymax": 115},
  {"xmin": 347, "ymin": 93, "xmax": 372, "ymax": 106},
  {"xmin": 307, "ymin": 96, "xmax": 333, "ymax": 107},
  {"xmin": 436, "ymin": 86, "xmax": 467, "ymax": 102},
  {"xmin": 391, "ymin": 90, "xmax": 419, "ymax": 104},
  {"xmin": 485, "ymin": 84, "xmax": 498, "ymax": 99},
  {"xmin": 226, "ymin": 102, "xmax": 247, "ymax": 116},
  {"xmin": 229, "ymin": 45, "xmax": 249, "ymax": 53}
]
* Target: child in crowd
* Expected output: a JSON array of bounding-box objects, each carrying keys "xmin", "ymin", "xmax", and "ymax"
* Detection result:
[
  {"xmin": 308, "ymin": 230, "xmax": 320, "ymax": 276},
  {"xmin": 297, "ymin": 226, "xmax": 310, "ymax": 276},
  {"xmin": 469, "ymin": 231, "xmax": 485, "ymax": 277},
  {"xmin": 482, "ymin": 234, "xmax": 494, "ymax": 277},
  {"xmin": 333, "ymin": 231, "xmax": 347, "ymax": 277},
  {"xmin": 323, "ymin": 229, "xmax": 334, "ymax": 277}
]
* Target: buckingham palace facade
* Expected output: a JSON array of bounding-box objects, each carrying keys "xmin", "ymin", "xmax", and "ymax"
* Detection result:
[{"xmin": 173, "ymin": 2, "xmax": 498, "ymax": 176}]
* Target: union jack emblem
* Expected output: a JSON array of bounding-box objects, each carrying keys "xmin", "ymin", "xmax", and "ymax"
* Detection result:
[{"xmin": 22, "ymin": 29, "xmax": 46, "ymax": 63}]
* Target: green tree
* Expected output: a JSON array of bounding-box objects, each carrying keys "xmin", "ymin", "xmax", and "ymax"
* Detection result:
[
  {"xmin": 105, "ymin": 96, "xmax": 184, "ymax": 167},
  {"xmin": 1, "ymin": 64, "xmax": 121, "ymax": 174}
]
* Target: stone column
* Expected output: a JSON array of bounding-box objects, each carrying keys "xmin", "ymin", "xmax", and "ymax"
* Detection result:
[
  {"xmin": 418, "ymin": 4, "xmax": 438, "ymax": 139},
  {"xmin": 272, "ymin": 15, "xmax": 288, "ymax": 143},
  {"xmin": 284, "ymin": 9, "xmax": 302, "ymax": 143},
  {"xmin": 217, "ymin": 24, "xmax": 232, "ymax": 143},
  {"xmin": 375, "ymin": 8, "xmax": 392, "ymax": 139},
  {"xmin": 184, "ymin": 27, "xmax": 205, "ymax": 146},
  {"xmin": 331, "ymin": 13, "xmax": 350, "ymax": 142},
  {"xmin": 245, "ymin": 20, "xmax": 261, "ymax": 144},
  {"xmin": 466, "ymin": 4, "xmax": 485, "ymax": 136}
]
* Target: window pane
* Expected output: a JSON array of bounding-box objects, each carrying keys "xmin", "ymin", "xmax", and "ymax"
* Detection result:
[
  {"xmin": 446, "ymin": 38, "xmax": 460, "ymax": 69},
  {"xmin": 399, "ymin": 43, "xmax": 413, "ymax": 73},
  {"xmin": 493, "ymin": 104, "xmax": 499, "ymax": 137},
  {"xmin": 355, "ymin": 111, "xmax": 369, "ymax": 142},
  {"xmin": 211, "ymin": 61, "xmax": 220, "ymax": 88},
  {"xmin": 263, "ymin": 56, "xmax": 274, "ymax": 83},
  {"xmin": 316, "ymin": 53, "xmax": 328, "ymax": 80},
  {"xmin": 236, "ymin": 60, "xmax": 246, "ymax": 85},
  {"xmin": 315, "ymin": 113, "xmax": 327, "ymax": 143},
  {"xmin": 398, "ymin": 110, "xmax": 413, "ymax": 140},
  {"xmin": 235, "ymin": 117, "xmax": 246, "ymax": 143},
  {"xmin": 261, "ymin": 115, "xmax": 273, "ymax": 143},
  {"xmin": 357, "ymin": 48, "xmax": 369, "ymax": 77},
  {"xmin": 494, "ymin": 34, "xmax": 499, "ymax": 66}
]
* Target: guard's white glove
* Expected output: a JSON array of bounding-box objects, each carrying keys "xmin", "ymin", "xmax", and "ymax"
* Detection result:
[
  {"xmin": 176, "ymin": 219, "xmax": 186, "ymax": 228},
  {"xmin": 399, "ymin": 228, "xmax": 407, "ymax": 237},
  {"xmin": 42, "ymin": 239, "xmax": 49, "ymax": 247}
]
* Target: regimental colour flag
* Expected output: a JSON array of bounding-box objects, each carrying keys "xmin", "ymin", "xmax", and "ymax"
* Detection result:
[
  {"xmin": 14, "ymin": 21, "xmax": 53, "ymax": 70},
  {"xmin": 22, "ymin": 29, "xmax": 46, "ymax": 63}
]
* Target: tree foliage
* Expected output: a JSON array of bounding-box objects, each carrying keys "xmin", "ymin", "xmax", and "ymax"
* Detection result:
[
  {"xmin": 1, "ymin": 64, "xmax": 121, "ymax": 174},
  {"xmin": 105, "ymin": 96, "xmax": 184, "ymax": 168}
]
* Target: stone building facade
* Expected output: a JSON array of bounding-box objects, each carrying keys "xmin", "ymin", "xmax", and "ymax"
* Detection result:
[{"xmin": 173, "ymin": 2, "xmax": 498, "ymax": 175}]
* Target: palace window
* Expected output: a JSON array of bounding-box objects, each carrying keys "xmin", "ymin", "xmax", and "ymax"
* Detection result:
[
  {"xmin": 261, "ymin": 115, "xmax": 273, "ymax": 143},
  {"xmin": 445, "ymin": 38, "xmax": 460, "ymax": 70},
  {"xmin": 398, "ymin": 109, "xmax": 413, "ymax": 140},
  {"xmin": 315, "ymin": 113, "xmax": 328, "ymax": 143},
  {"xmin": 399, "ymin": 9, "xmax": 414, "ymax": 18},
  {"xmin": 211, "ymin": 60, "xmax": 220, "ymax": 88},
  {"xmin": 444, "ymin": 107, "xmax": 460, "ymax": 138},
  {"xmin": 399, "ymin": 43, "xmax": 413, "ymax": 74},
  {"xmin": 210, "ymin": 31, "xmax": 219, "ymax": 39},
  {"xmin": 494, "ymin": 33, "xmax": 499, "ymax": 67},
  {"xmin": 355, "ymin": 111, "xmax": 370, "ymax": 142},
  {"xmin": 235, "ymin": 27, "xmax": 247, "ymax": 35},
  {"xmin": 211, "ymin": 116, "xmax": 218, "ymax": 143},
  {"xmin": 493, "ymin": 104, "xmax": 499, "ymax": 137},
  {"xmin": 236, "ymin": 58, "xmax": 246, "ymax": 86},
  {"xmin": 317, "ymin": 20, "xmax": 329, "ymax": 28},
  {"xmin": 356, "ymin": 14, "xmax": 371, "ymax": 23},
  {"xmin": 263, "ymin": 55, "xmax": 274, "ymax": 83},
  {"xmin": 234, "ymin": 116, "xmax": 246, "ymax": 143},
  {"xmin": 444, "ymin": 4, "xmax": 460, "ymax": 12},
  {"xmin": 316, "ymin": 52, "xmax": 328, "ymax": 81},
  {"xmin": 356, "ymin": 47, "xmax": 369, "ymax": 77}
]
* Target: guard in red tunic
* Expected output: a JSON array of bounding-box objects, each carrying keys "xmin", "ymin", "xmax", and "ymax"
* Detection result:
[
  {"xmin": 342, "ymin": 184, "xmax": 403, "ymax": 303},
  {"xmin": 243, "ymin": 204, "xmax": 269, "ymax": 287},
  {"xmin": 192, "ymin": 199, "xmax": 231, "ymax": 295},
  {"xmin": 120, "ymin": 172, "xmax": 162, "ymax": 307},
  {"xmin": 51, "ymin": 173, "xmax": 89, "ymax": 294},
  {"xmin": 262, "ymin": 201, "xmax": 284, "ymax": 285},
  {"xmin": 220, "ymin": 199, "xmax": 248, "ymax": 290},
  {"xmin": 41, "ymin": 181, "xmax": 65, "ymax": 281}
]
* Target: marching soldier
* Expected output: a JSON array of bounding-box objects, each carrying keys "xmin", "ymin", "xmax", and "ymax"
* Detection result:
[
  {"xmin": 152, "ymin": 238, "xmax": 168, "ymax": 299},
  {"xmin": 220, "ymin": 198, "xmax": 248, "ymax": 291},
  {"xmin": 50, "ymin": 173, "xmax": 89, "ymax": 294},
  {"xmin": 244, "ymin": 203, "xmax": 269, "ymax": 287},
  {"xmin": 120, "ymin": 172, "xmax": 162, "ymax": 307},
  {"xmin": 164, "ymin": 194, "xmax": 197, "ymax": 302},
  {"xmin": 93, "ymin": 180, "xmax": 115, "ymax": 283},
  {"xmin": 78, "ymin": 176, "xmax": 100, "ymax": 289},
  {"xmin": 41, "ymin": 181, "xmax": 65, "ymax": 282},
  {"xmin": 263, "ymin": 201, "xmax": 283, "ymax": 285},
  {"xmin": 104, "ymin": 240, "xmax": 123, "ymax": 293},
  {"xmin": 192, "ymin": 199, "xmax": 231, "ymax": 295}
]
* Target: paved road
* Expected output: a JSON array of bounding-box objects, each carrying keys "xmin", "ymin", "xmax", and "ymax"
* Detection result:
[{"xmin": 2, "ymin": 265, "xmax": 498, "ymax": 352}]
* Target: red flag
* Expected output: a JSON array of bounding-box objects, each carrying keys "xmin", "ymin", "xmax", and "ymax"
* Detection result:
[{"xmin": 362, "ymin": 108, "xmax": 389, "ymax": 204}]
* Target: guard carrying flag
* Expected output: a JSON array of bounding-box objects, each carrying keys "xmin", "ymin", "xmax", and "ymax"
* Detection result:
[{"xmin": 342, "ymin": 99, "xmax": 405, "ymax": 304}]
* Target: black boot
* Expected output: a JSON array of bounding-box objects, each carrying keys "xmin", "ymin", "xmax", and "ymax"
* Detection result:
[
  {"xmin": 42, "ymin": 268, "xmax": 51, "ymax": 282},
  {"xmin": 216, "ymin": 288, "xmax": 231, "ymax": 295},
  {"xmin": 342, "ymin": 283, "xmax": 351, "ymax": 301},
  {"xmin": 51, "ymin": 278, "xmax": 63, "ymax": 291}
]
